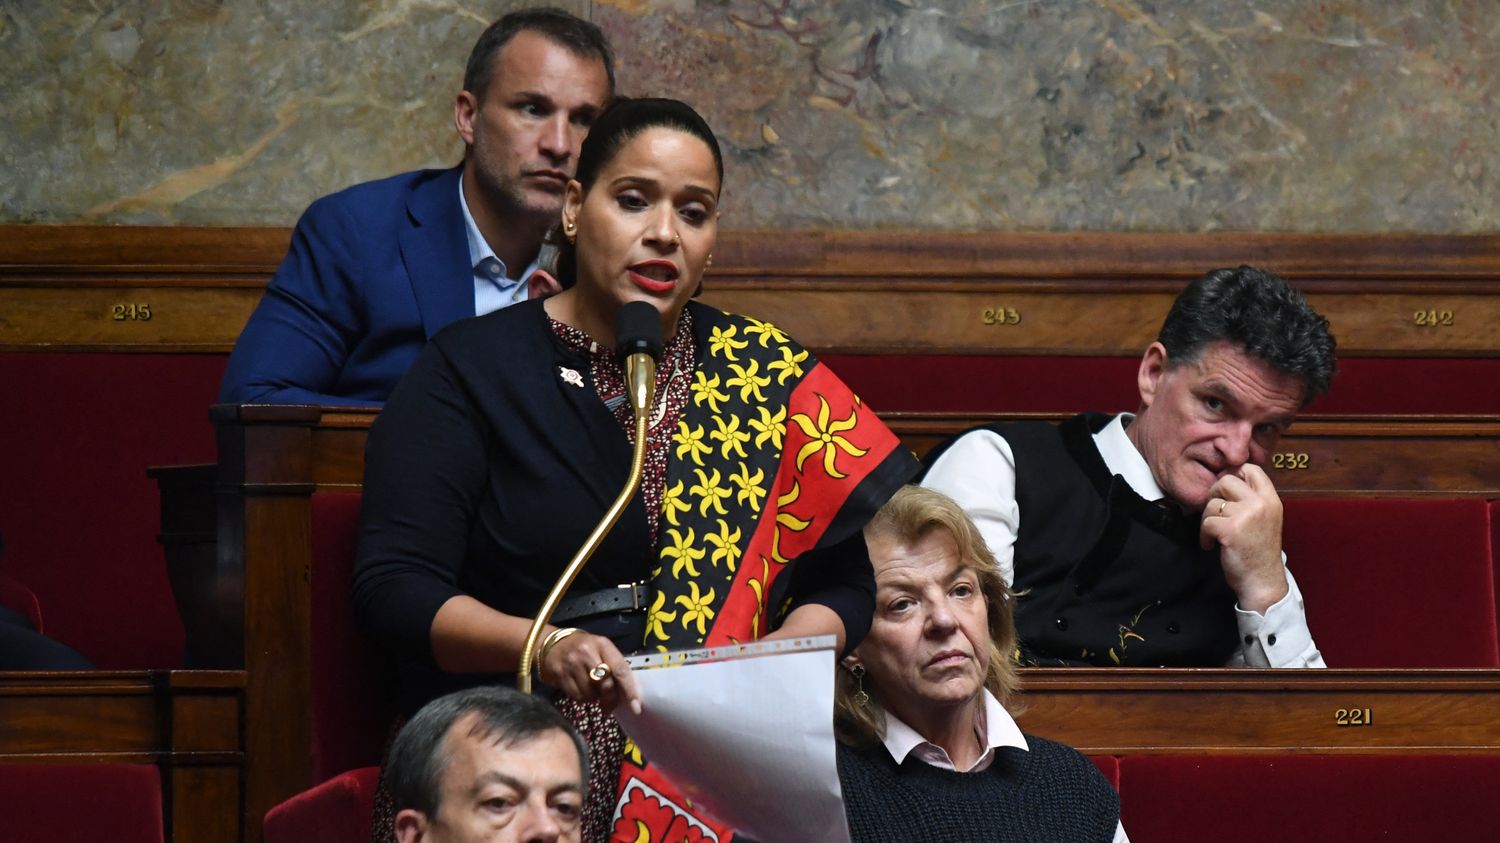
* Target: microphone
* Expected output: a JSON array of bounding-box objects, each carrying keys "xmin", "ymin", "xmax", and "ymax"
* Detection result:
[
  {"xmin": 518, "ymin": 302, "xmax": 664, "ymax": 693},
  {"xmin": 616, "ymin": 301, "xmax": 664, "ymax": 421}
]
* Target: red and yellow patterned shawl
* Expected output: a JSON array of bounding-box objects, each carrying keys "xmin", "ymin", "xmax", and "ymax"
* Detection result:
[{"xmin": 610, "ymin": 306, "xmax": 914, "ymax": 842}]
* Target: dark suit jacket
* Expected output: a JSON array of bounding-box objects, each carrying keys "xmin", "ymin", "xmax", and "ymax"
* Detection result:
[{"xmin": 219, "ymin": 165, "xmax": 474, "ymax": 406}]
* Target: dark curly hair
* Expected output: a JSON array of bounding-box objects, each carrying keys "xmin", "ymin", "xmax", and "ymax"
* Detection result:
[{"xmin": 1157, "ymin": 265, "xmax": 1337, "ymax": 403}]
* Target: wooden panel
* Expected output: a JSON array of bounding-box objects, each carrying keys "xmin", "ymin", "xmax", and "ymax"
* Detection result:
[
  {"xmin": 0, "ymin": 674, "xmax": 160, "ymax": 756},
  {"xmin": 698, "ymin": 286, "xmax": 1500, "ymax": 357},
  {"xmin": 7, "ymin": 226, "xmax": 1500, "ymax": 356},
  {"xmin": 1015, "ymin": 669, "xmax": 1500, "ymax": 754},
  {"xmin": 0, "ymin": 283, "xmax": 260, "ymax": 352},
  {"xmin": 0, "ymin": 671, "xmax": 245, "ymax": 843},
  {"xmin": 890, "ymin": 413, "xmax": 1500, "ymax": 497},
  {"xmin": 215, "ymin": 409, "xmax": 1500, "ymax": 497},
  {"xmin": 165, "ymin": 766, "xmax": 241, "ymax": 843}
]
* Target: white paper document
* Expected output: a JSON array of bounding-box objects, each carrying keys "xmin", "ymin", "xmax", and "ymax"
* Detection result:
[{"xmin": 614, "ymin": 636, "xmax": 851, "ymax": 843}]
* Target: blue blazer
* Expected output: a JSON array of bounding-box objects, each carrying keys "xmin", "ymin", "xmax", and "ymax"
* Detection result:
[{"xmin": 219, "ymin": 166, "xmax": 474, "ymax": 406}]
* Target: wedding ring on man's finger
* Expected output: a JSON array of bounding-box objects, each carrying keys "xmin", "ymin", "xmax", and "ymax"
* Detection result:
[
  {"xmin": 1217, "ymin": 499, "xmax": 1227, "ymax": 517},
  {"xmin": 589, "ymin": 663, "xmax": 612, "ymax": 683}
]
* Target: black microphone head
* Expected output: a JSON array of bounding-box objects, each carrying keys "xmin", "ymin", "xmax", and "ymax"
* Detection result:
[{"xmin": 615, "ymin": 301, "xmax": 664, "ymax": 362}]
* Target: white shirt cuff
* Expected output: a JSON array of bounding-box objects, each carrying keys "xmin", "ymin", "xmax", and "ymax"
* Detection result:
[{"xmin": 1232, "ymin": 565, "xmax": 1325, "ymax": 668}]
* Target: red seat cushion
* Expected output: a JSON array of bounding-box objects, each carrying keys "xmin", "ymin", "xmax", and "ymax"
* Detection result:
[
  {"xmin": 0, "ymin": 572, "xmax": 44, "ymax": 631},
  {"xmin": 1119, "ymin": 755, "xmax": 1500, "ymax": 842},
  {"xmin": 1282, "ymin": 498, "xmax": 1498, "ymax": 667},
  {"xmin": 0, "ymin": 764, "xmax": 163, "ymax": 843},
  {"xmin": 264, "ymin": 766, "xmax": 380, "ymax": 843},
  {"xmin": 1492, "ymin": 501, "xmax": 1500, "ymax": 658},
  {"xmin": 310, "ymin": 492, "xmax": 392, "ymax": 781},
  {"xmin": 0, "ymin": 352, "xmax": 225, "ymax": 668},
  {"xmin": 1088, "ymin": 755, "xmax": 1119, "ymax": 789}
]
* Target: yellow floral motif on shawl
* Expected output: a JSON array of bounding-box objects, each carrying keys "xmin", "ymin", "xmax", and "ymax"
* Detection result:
[{"xmin": 647, "ymin": 311, "xmax": 817, "ymax": 648}]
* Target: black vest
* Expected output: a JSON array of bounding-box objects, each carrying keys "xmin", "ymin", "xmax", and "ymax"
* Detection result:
[
  {"xmin": 928, "ymin": 414, "xmax": 1239, "ymax": 666},
  {"xmin": 837, "ymin": 736, "xmax": 1119, "ymax": 842}
]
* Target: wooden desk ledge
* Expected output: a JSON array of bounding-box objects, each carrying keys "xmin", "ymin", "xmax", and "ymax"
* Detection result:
[{"xmin": 1014, "ymin": 668, "xmax": 1500, "ymax": 755}]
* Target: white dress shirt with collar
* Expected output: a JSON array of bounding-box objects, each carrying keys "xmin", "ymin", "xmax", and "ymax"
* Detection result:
[
  {"xmin": 880, "ymin": 689, "xmax": 1130, "ymax": 842},
  {"xmin": 921, "ymin": 414, "xmax": 1325, "ymax": 668},
  {"xmin": 459, "ymin": 180, "xmax": 539, "ymax": 316}
]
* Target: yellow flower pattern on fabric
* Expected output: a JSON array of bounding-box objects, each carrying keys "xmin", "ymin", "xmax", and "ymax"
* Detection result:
[
  {"xmin": 662, "ymin": 528, "xmax": 705, "ymax": 578},
  {"xmin": 729, "ymin": 463, "xmax": 766, "ymax": 512},
  {"xmin": 675, "ymin": 582, "xmax": 717, "ymax": 635},
  {"xmin": 705, "ymin": 521, "xmax": 742, "ymax": 571},
  {"xmin": 650, "ymin": 311, "xmax": 877, "ymax": 664},
  {"xmin": 771, "ymin": 481, "xmax": 813, "ymax": 564},
  {"xmin": 790, "ymin": 394, "xmax": 869, "ymax": 480},
  {"xmin": 769, "ymin": 345, "xmax": 808, "ymax": 385},
  {"xmin": 691, "ymin": 468, "xmax": 731, "ymax": 517},
  {"xmin": 710, "ymin": 415, "xmax": 750, "ymax": 459},
  {"xmin": 745, "ymin": 556, "xmax": 772, "ymax": 638},
  {"xmin": 726, "ymin": 359, "xmax": 771, "ymax": 403},
  {"xmin": 661, "ymin": 479, "xmax": 691, "ymax": 527},
  {"xmin": 646, "ymin": 591, "xmax": 677, "ymax": 643},
  {"xmin": 743, "ymin": 317, "xmax": 789, "ymax": 348},
  {"xmin": 750, "ymin": 406, "xmax": 786, "ymax": 451},
  {"xmin": 673, "ymin": 421, "xmax": 711, "ymax": 467},
  {"xmin": 691, "ymin": 371, "xmax": 729, "ymax": 412},
  {"xmin": 708, "ymin": 325, "xmax": 748, "ymax": 361}
]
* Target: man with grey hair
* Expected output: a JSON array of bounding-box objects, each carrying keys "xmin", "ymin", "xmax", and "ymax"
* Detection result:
[
  {"xmin": 389, "ymin": 685, "xmax": 589, "ymax": 843},
  {"xmin": 923, "ymin": 266, "xmax": 1336, "ymax": 669}
]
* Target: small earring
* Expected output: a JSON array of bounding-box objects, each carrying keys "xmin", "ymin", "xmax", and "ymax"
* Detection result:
[
  {"xmin": 850, "ymin": 663, "xmax": 869, "ymax": 706},
  {"xmin": 705, "ymin": 253, "xmax": 713, "ymax": 269},
  {"xmin": 563, "ymin": 220, "xmax": 576, "ymax": 243}
]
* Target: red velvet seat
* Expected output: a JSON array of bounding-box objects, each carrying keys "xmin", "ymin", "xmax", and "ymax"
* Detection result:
[
  {"xmin": 1118, "ymin": 755, "xmax": 1500, "ymax": 842},
  {"xmin": 264, "ymin": 766, "xmax": 380, "ymax": 843},
  {"xmin": 1088, "ymin": 755, "xmax": 1119, "ymax": 789},
  {"xmin": 0, "ymin": 352, "xmax": 224, "ymax": 669},
  {"xmin": 309, "ymin": 492, "xmax": 392, "ymax": 781},
  {"xmin": 265, "ymin": 492, "xmax": 391, "ymax": 837},
  {"xmin": 1282, "ymin": 498, "xmax": 1499, "ymax": 668},
  {"xmin": 0, "ymin": 572, "xmax": 44, "ymax": 630},
  {"xmin": 0, "ymin": 764, "xmax": 164, "ymax": 843}
]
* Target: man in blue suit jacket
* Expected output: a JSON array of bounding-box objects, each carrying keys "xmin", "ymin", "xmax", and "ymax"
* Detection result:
[{"xmin": 220, "ymin": 8, "xmax": 614, "ymax": 406}]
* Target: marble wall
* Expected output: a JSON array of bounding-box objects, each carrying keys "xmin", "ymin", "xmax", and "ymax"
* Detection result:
[{"xmin": 2, "ymin": 0, "xmax": 1495, "ymax": 230}]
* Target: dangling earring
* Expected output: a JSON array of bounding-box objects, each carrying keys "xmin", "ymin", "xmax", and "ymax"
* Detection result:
[
  {"xmin": 705, "ymin": 253, "xmax": 713, "ymax": 270},
  {"xmin": 850, "ymin": 663, "xmax": 869, "ymax": 706}
]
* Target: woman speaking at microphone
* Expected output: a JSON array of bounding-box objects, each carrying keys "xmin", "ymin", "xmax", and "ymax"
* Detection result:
[{"xmin": 353, "ymin": 97, "xmax": 915, "ymax": 841}]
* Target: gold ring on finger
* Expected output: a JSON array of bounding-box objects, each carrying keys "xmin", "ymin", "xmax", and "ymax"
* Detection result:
[
  {"xmin": 1217, "ymin": 499, "xmax": 1227, "ymax": 517},
  {"xmin": 589, "ymin": 663, "xmax": 611, "ymax": 683}
]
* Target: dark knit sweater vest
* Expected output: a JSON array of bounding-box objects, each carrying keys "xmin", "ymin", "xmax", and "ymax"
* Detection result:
[
  {"xmin": 837, "ymin": 735, "xmax": 1118, "ymax": 842},
  {"xmin": 926, "ymin": 413, "xmax": 1239, "ymax": 666}
]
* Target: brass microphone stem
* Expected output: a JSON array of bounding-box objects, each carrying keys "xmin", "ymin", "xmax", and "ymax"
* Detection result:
[{"xmin": 518, "ymin": 354, "xmax": 657, "ymax": 693}]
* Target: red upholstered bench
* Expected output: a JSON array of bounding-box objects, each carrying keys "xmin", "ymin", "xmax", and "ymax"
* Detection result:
[
  {"xmin": 0, "ymin": 764, "xmax": 164, "ymax": 843},
  {"xmin": 0, "ymin": 352, "xmax": 225, "ymax": 669},
  {"xmin": 309, "ymin": 492, "xmax": 392, "ymax": 782},
  {"xmin": 1117, "ymin": 755, "xmax": 1500, "ymax": 842},
  {"xmin": 1282, "ymin": 498, "xmax": 1499, "ymax": 668},
  {"xmin": 1089, "ymin": 755, "xmax": 1119, "ymax": 789},
  {"xmin": 264, "ymin": 766, "xmax": 380, "ymax": 843},
  {"xmin": 0, "ymin": 572, "xmax": 43, "ymax": 630},
  {"xmin": 265, "ymin": 492, "xmax": 391, "ymax": 836}
]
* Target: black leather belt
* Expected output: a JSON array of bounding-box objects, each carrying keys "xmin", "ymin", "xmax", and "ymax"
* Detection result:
[{"xmin": 552, "ymin": 581, "xmax": 651, "ymax": 623}]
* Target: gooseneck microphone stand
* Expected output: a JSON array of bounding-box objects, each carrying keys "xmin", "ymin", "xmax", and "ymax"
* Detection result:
[{"xmin": 518, "ymin": 301, "xmax": 663, "ymax": 693}]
